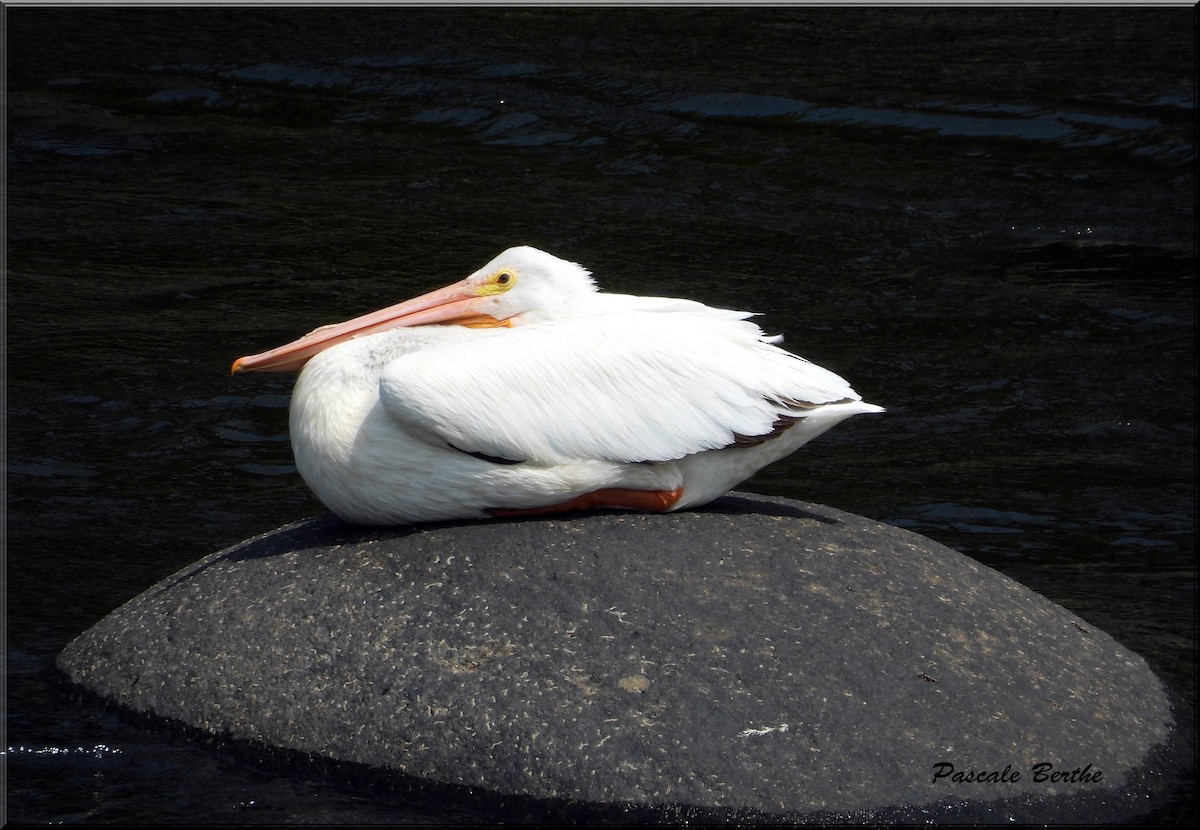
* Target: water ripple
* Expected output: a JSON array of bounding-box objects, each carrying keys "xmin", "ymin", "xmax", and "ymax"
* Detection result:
[{"xmin": 668, "ymin": 92, "xmax": 1192, "ymax": 163}]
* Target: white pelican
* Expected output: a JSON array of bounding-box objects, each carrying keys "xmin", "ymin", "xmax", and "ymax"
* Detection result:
[{"xmin": 232, "ymin": 246, "xmax": 883, "ymax": 525}]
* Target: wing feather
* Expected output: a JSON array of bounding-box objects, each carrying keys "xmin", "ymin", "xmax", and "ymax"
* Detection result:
[{"xmin": 377, "ymin": 311, "xmax": 863, "ymax": 464}]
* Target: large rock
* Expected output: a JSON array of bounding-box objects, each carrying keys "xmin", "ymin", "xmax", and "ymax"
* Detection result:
[{"xmin": 57, "ymin": 493, "xmax": 1179, "ymax": 822}]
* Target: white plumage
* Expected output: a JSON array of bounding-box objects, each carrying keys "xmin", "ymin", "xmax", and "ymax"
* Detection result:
[{"xmin": 233, "ymin": 246, "xmax": 882, "ymax": 525}]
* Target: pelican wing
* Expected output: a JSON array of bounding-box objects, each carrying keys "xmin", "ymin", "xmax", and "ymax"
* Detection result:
[{"xmin": 377, "ymin": 312, "xmax": 864, "ymax": 465}]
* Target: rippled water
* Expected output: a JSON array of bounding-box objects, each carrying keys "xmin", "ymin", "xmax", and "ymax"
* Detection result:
[{"xmin": 6, "ymin": 8, "xmax": 1195, "ymax": 823}]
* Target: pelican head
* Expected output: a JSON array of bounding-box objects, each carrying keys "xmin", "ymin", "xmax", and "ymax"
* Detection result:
[
  {"xmin": 232, "ymin": 246, "xmax": 598, "ymax": 373},
  {"xmin": 454, "ymin": 246, "xmax": 598, "ymax": 325}
]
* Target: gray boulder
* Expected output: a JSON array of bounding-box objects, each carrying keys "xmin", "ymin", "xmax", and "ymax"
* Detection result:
[{"xmin": 57, "ymin": 493, "xmax": 1179, "ymax": 822}]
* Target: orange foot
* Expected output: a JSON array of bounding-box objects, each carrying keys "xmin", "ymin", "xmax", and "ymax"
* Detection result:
[{"xmin": 487, "ymin": 486, "xmax": 684, "ymax": 518}]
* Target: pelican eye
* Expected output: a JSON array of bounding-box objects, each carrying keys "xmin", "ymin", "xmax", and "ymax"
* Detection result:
[{"xmin": 479, "ymin": 268, "xmax": 517, "ymax": 296}]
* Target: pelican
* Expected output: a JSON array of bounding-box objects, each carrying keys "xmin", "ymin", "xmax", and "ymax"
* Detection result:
[{"xmin": 232, "ymin": 246, "xmax": 883, "ymax": 525}]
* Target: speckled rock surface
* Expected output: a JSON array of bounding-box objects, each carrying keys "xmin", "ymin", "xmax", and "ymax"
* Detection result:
[{"xmin": 57, "ymin": 493, "xmax": 1178, "ymax": 821}]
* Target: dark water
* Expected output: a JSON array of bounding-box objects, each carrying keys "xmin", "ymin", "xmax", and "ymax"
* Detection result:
[{"xmin": 6, "ymin": 7, "xmax": 1195, "ymax": 824}]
